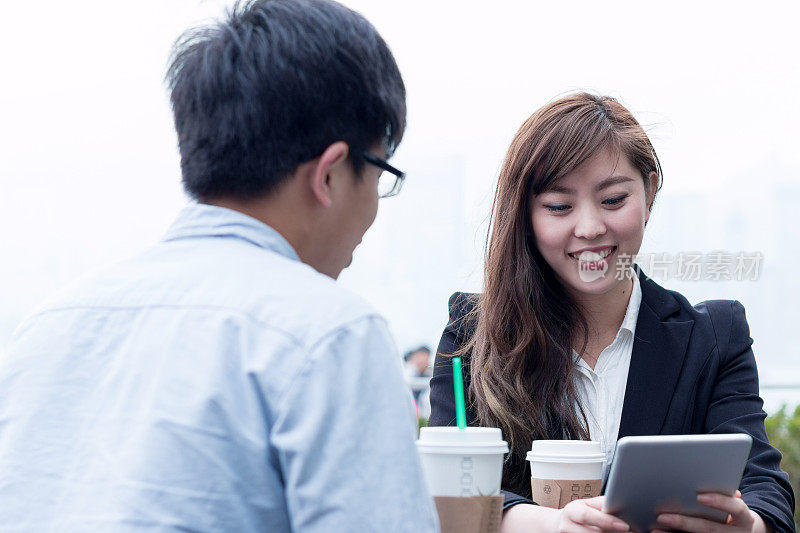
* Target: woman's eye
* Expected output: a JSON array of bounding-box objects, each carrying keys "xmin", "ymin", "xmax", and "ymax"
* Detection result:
[
  {"xmin": 603, "ymin": 194, "xmax": 628, "ymax": 206},
  {"xmin": 544, "ymin": 204, "xmax": 570, "ymax": 213}
]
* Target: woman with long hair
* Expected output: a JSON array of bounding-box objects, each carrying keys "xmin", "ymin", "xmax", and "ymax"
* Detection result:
[{"xmin": 429, "ymin": 93, "xmax": 795, "ymax": 533}]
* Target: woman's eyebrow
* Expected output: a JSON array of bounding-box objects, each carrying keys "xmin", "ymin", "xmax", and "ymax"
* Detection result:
[
  {"xmin": 542, "ymin": 175, "xmax": 634, "ymax": 195},
  {"xmin": 596, "ymin": 175, "xmax": 634, "ymax": 190},
  {"xmin": 544, "ymin": 183, "xmax": 573, "ymax": 194}
]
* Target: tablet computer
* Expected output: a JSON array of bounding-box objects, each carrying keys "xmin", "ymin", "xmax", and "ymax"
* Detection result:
[{"xmin": 602, "ymin": 434, "xmax": 752, "ymax": 532}]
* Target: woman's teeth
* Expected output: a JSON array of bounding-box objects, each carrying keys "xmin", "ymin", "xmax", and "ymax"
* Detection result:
[{"xmin": 568, "ymin": 246, "xmax": 616, "ymax": 260}]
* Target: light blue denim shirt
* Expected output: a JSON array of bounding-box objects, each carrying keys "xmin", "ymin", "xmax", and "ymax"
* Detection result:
[{"xmin": 0, "ymin": 203, "xmax": 439, "ymax": 532}]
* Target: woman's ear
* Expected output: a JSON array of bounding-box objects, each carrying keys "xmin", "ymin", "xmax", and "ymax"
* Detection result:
[{"xmin": 644, "ymin": 171, "xmax": 659, "ymax": 223}]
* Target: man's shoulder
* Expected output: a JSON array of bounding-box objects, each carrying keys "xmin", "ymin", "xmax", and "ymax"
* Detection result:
[
  {"xmin": 205, "ymin": 239, "xmax": 381, "ymax": 337},
  {"xmin": 245, "ymin": 259, "xmax": 382, "ymax": 342},
  {"xmin": 25, "ymin": 240, "xmax": 381, "ymax": 346}
]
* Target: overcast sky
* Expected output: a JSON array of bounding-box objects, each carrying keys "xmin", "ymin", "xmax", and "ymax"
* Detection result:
[{"xmin": 1, "ymin": 1, "xmax": 799, "ymax": 397}]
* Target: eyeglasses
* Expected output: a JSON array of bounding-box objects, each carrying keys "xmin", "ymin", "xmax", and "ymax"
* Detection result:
[{"xmin": 360, "ymin": 151, "xmax": 406, "ymax": 198}]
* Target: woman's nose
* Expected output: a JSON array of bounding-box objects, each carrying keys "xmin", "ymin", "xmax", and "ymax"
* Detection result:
[{"xmin": 573, "ymin": 206, "xmax": 607, "ymax": 240}]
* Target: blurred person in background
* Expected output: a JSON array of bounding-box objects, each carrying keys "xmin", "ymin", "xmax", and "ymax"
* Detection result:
[
  {"xmin": 0, "ymin": 1, "xmax": 438, "ymax": 531},
  {"xmin": 404, "ymin": 345, "xmax": 432, "ymax": 381},
  {"xmin": 404, "ymin": 345, "xmax": 432, "ymax": 418},
  {"xmin": 430, "ymin": 93, "xmax": 794, "ymax": 533}
]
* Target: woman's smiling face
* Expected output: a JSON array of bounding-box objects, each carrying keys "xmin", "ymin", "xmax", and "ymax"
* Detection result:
[{"xmin": 530, "ymin": 146, "xmax": 658, "ymax": 298}]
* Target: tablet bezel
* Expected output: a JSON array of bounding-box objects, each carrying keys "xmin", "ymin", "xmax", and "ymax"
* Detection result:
[{"xmin": 602, "ymin": 434, "xmax": 752, "ymax": 532}]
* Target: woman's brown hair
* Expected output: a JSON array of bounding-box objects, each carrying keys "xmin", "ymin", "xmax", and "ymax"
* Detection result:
[{"xmin": 459, "ymin": 92, "xmax": 662, "ymax": 497}]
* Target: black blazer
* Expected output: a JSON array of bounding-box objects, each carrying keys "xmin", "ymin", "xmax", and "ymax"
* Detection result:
[{"xmin": 430, "ymin": 269, "xmax": 796, "ymax": 533}]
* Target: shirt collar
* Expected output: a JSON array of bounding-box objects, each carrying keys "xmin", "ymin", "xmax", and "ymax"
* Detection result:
[
  {"xmin": 162, "ymin": 203, "xmax": 300, "ymax": 262},
  {"xmin": 572, "ymin": 267, "xmax": 642, "ymax": 369},
  {"xmin": 620, "ymin": 268, "xmax": 642, "ymax": 337}
]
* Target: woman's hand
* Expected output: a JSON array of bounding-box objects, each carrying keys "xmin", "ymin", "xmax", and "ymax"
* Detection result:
[
  {"xmin": 556, "ymin": 497, "xmax": 631, "ymax": 533},
  {"xmin": 653, "ymin": 491, "xmax": 772, "ymax": 533},
  {"xmin": 501, "ymin": 497, "xmax": 630, "ymax": 533}
]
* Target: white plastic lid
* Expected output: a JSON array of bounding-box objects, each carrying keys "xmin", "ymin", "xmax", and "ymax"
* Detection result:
[
  {"xmin": 526, "ymin": 439, "xmax": 605, "ymax": 463},
  {"xmin": 417, "ymin": 426, "xmax": 509, "ymax": 455}
]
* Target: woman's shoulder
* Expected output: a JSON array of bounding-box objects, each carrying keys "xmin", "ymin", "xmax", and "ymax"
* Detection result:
[
  {"xmin": 642, "ymin": 274, "xmax": 751, "ymax": 351},
  {"xmin": 447, "ymin": 291, "xmax": 479, "ymax": 319},
  {"xmin": 446, "ymin": 291, "xmax": 482, "ymax": 336},
  {"xmin": 691, "ymin": 298, "xmax": 747, "ymax": 322},
  {"xmin": 664, "ymin": 286, "xmax": 748, "ymax": 330},
  {"xmin": 640, "ymin": 271, "xmax": 746, "ymax": 320},
  {"xmin": 692, "ymin": 299, "xmax": 751, "ymax": 354},
  {"xmin": 438, "ymin": 292, "xmax": 481, "ymax": 356}
]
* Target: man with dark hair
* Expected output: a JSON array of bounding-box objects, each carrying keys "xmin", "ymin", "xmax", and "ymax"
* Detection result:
[
  {"xmin": 0, "ymin": 1, "xmax": 438, "ymax": 531},
  {"xmin": 404, "ymin": 345, "xmax": 433, "ymax": 417}
]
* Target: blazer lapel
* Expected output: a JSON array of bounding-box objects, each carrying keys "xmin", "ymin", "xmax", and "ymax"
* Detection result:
[{"xmin": 618, "ymin": 270, "xmax": 694, "ymax": 438}]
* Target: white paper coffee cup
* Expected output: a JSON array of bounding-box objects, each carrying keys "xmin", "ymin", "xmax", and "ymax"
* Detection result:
[
  {"xmin": 527, "ymin": 440, "xmax": 605, "ymax": 479},
  {"xmin": 417, "ymin": 427, "xmax": 509, "ymax": 497},
  {"xmin": 527, "ymin": 440, "xmax": 605, "ymax": 508}
]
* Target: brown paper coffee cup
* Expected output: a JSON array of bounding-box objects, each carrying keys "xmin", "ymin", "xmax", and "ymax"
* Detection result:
[
  {"xmin": 434, "ymin": 495, "xmax": 504, "ymax": 533},
  {"xmin": 530, "ymin": 478, "xmax": 602, "ymax": 509}
]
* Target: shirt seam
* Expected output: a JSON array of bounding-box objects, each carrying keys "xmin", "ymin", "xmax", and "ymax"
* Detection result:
[
  {"xmin": 22, "ymin": 304, "xmax": 381, "ymax": 349},
  {"xmin": 727, "ymin": 301, "xmax": 737, "ymax": 357},
  {"xmin": 160, "ymin": 233, "xmax": 299, "ymax": 263}
]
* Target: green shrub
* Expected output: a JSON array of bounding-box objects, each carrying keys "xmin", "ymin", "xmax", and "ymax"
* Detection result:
[
  {"xmin": 417, "ymin": 416, "xmax": 428, "ymax": 437},
  {"xmin": 765, "ymin": 404, "xmax": 800, "ymax": 530}
]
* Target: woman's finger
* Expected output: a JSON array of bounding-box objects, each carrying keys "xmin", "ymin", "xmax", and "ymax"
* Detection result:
[
  {"xmin": 697, "ymin": 492, "xmax": 749, "ymax": 518},
  {"xmin": 565, "ymin": 503, "xmax": 629, "ymax": 531},
  {"xmin": 562, "ymin": 525, "xmax": 602, "ymax": 533},
  {"xmin": 581, "ymin": 496, "xmax": 606, "ymax": 510},
  {"xmin": 657, "ymin": 513, "xmax": 726, "ymax": 533}
]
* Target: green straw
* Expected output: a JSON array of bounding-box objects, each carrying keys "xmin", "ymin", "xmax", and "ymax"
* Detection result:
[{"xmin": 452, "ymin": 357, "xmax": 467, "ymax": 430}]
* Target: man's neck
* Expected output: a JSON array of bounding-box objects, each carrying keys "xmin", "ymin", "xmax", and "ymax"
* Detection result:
[{"xmin": 206, "ymin": 196, "xmax": 308, "ymax": 262}]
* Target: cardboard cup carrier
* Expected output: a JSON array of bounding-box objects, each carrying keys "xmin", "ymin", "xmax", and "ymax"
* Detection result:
[
  {"xmin": 527, "ymin": 440, "xmax": 605, "ymax": 509},
  {"xmin": 417, "ymin": 427, "xmax": 508, "ymax": 533}
]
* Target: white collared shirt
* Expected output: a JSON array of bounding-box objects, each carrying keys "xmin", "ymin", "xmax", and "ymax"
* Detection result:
[{"xmin": 572, "ymin": 271, "xmax": 642, "ymax": 478}]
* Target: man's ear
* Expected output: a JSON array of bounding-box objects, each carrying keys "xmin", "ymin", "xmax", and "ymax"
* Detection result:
[
  {"xmin": 309, "ymin": 141, "xmax": 350, "ymax": 208},
  {"xmin": 644, "ymin": 170, "xmax": 659, "ymax": 223}
]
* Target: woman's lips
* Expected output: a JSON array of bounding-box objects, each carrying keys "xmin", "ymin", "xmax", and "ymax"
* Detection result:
[
  {"xmin": 569, "ymin": 246, "xmax": 617, "ymax": 281},
  {"xmin": 568, "ymin": 246, "xmax": 617, "ymax": 262}
]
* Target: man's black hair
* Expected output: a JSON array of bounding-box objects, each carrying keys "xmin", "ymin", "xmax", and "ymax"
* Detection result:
[{"xmin": 166, "ymin": 0, "xmax": 406, "ymax": 201}]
